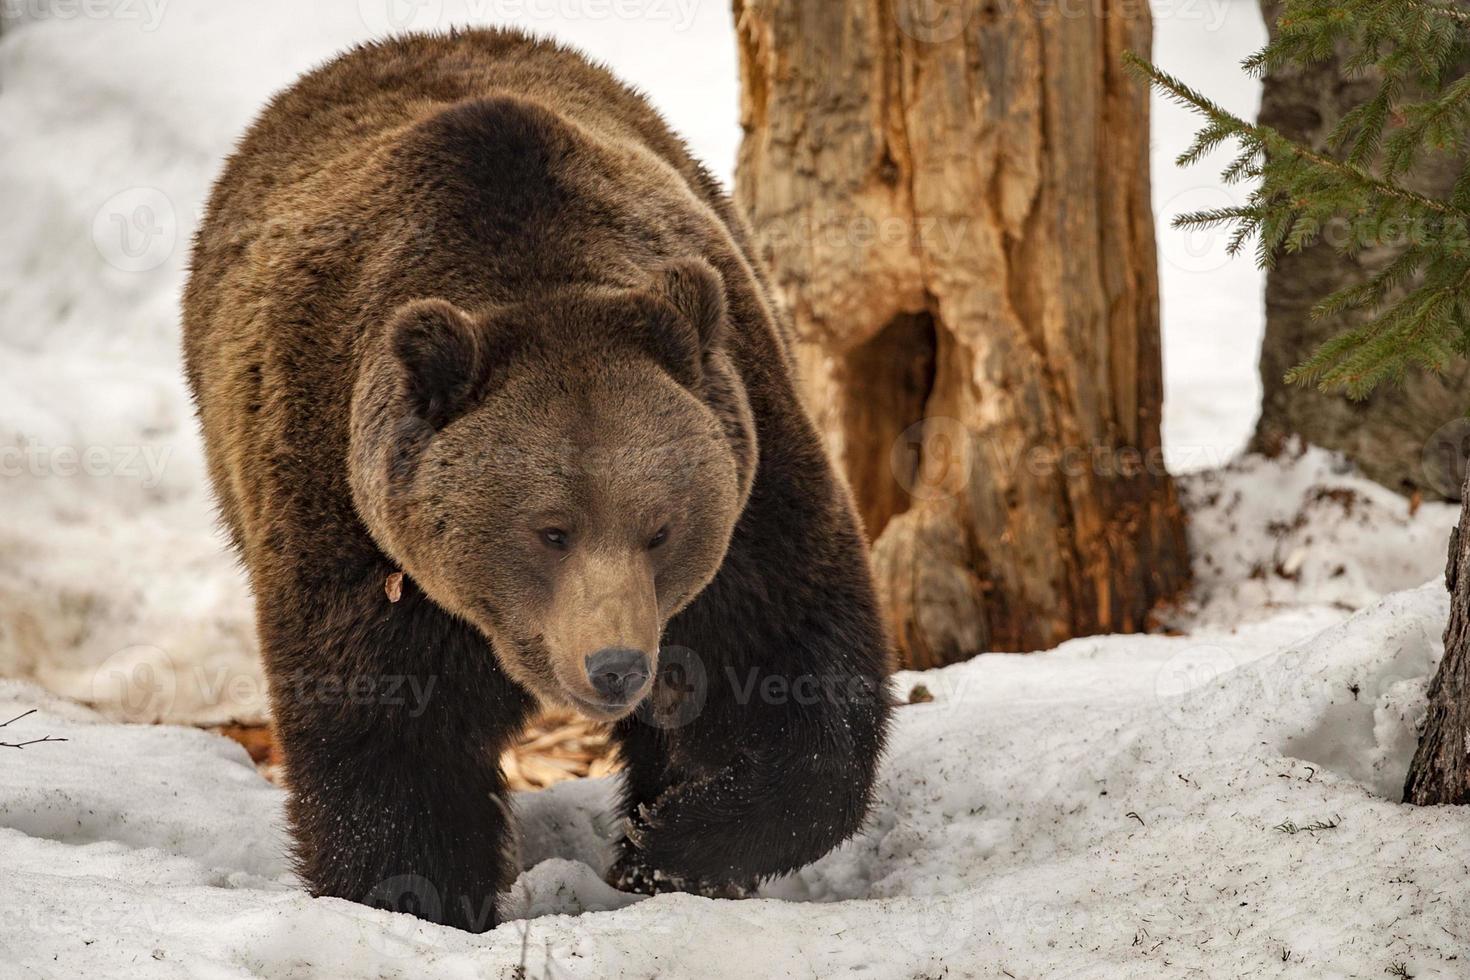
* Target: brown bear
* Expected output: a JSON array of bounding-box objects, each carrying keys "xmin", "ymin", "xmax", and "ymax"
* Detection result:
[{"xmin": 183, "ymin": 28, "xmax": 893, "ymax": 932}]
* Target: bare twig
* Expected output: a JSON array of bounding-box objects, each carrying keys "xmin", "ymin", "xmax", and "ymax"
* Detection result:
[
  {"xmin": 0, "ymin": 708, "xmax": 36, "ymax": 729},
  {"xmin": 0, "ymin": 708, "xmax": 67, "ymax": 750},
  {"xmin": 1, "ymin": 736, "xmax": 68, "ymax": 749},
  {"xmin": 1274, "ymin": 814, "xmax": 1342, "ymax": 834}
]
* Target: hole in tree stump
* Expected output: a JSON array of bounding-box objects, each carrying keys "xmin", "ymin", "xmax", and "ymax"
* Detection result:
[{"xmin": 836, "ymin": 310, "xmax": 939, "ymax": 540}]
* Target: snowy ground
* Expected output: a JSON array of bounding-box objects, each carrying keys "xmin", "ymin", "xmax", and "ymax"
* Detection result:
[
  {"xmin": 3, "ymin": 1, "xmax": 1467, "ymax": 978},
  {"xmin": 3, "ymin": 521, "xmax": 1464, "ymax": 977}
]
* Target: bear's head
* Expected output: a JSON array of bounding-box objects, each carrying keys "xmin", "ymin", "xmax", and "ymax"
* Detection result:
[{"xmin": 350, "ymin": 258, "xmax": 757, "ymax": 720}]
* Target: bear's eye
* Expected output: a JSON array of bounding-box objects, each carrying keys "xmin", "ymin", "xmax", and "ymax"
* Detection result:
[
  {"xmin": 540, "ymin": 528, "xmax": 570, "ymax": 551},
  {"xmin": 648, "ymin": 526, "xmax": 669, "ymax": 550}
]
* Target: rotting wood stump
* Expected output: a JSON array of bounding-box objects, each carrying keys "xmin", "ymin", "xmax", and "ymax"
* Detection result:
[{"xmin": 734, "ymin": 0, "xmax": 1190, "ymax": 666}]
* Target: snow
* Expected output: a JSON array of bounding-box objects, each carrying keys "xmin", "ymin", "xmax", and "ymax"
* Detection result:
[
  {"xmin": 3, "ymin": 576, "xmax": 1466, "ymax": 977},
  {"xmin": 3, "ymin": 1, "xmax": 1467, "ymax": 977},
  {"xmin": 1179, "ymin": 444, "xmax": 1459, "ymax": 627}
]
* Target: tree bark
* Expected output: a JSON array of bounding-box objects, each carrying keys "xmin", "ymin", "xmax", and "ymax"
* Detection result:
[
  {"xmin": 1255, "ymin": 0, "xmax": 1470, "ymax": 501},
  {"xmin": 733, "ymin": 0, "xmax": 1189, "ymax": 666},
  {"xmin": 1404, "ymin": 470, "xmax": 1470, "ymax": 805}
]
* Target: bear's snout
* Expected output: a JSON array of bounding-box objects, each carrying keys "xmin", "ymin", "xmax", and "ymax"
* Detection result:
[
  {"xmin": 584, "ymin": 647, "xmax": 652, "ymax": 706},
  {"xmin": 540, "ymin": 548, "xmax": 661, "ymax": 718}
]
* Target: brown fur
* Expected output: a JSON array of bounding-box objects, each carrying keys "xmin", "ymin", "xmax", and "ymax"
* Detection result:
[{"xmin": 184, "ymin": 28, "xmax": 891, "ymax": 932}]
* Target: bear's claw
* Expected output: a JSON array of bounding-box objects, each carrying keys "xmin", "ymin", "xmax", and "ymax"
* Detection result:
[{"xmin": 606, "ymin": 846, "xmax": 754, "ymax": 899}]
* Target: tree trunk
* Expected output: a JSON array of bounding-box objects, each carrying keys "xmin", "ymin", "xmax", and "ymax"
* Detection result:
[
  {"xmin": 1404, "ymin": 471, "xmax": 1470, "ymax": 805},
  {"xmin": 733, "ymin": 0, "xmax": 1189, "ymax": 666},
  {"xmin": 1255, "ymin": 0, "xmax": 1470, "ymax": 501}
]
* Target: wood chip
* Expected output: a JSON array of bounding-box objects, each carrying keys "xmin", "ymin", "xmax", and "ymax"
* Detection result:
[
  {"xmin": 210, "ymin": 708, "xmax": 620, "ymax": 792},
  {"xmin": 384, "ymin": 572, "xmax": 404, "ymax": 603}
]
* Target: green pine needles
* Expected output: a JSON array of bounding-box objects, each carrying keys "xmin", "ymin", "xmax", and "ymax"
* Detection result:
[{"xmin": 1127, "ymin": 0, "xmax": 1470, "ymax": 397}]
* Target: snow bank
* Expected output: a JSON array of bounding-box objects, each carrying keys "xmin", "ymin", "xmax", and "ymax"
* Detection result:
[
  {"xmin": 3, "ymin": 583, "xmax": 1465, "ymax": 977},
  {"xmin": 1181, "ymin": 445, "xmax": 1459, "ymax": 626}
]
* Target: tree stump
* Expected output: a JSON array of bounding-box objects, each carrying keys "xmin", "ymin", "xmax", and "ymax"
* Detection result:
[
  {"xmin": 733, "ymin": 0, "xmax": 1189, "ymax": 666},
  {"xmin": 1405, "ymin": 473, "xmax": 1470, "ymax": 805}
]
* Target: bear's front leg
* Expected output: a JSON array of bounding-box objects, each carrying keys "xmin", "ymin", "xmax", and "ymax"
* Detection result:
[
  {"xmin": 608, "ymin": 646, "xmax": 891, "ymax": 895},
  {"xmin": 260, "ymin": 578, "xmax": 531, "ymax": 932},
  {"xmin": 607, "ymin": 416, "xmax": 895, "ymax": 896}
]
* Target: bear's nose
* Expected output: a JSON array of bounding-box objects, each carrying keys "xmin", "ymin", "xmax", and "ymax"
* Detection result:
[{"xmin": 585, "ymin": 647, "xmax": 651, "ymax": 705}]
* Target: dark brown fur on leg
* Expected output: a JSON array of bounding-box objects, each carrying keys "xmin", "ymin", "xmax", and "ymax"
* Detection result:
[
  {"xmin": 262, "ymin": 571, "xmax": 533, "ymax": 932},
  {"xmin": 607, "ymin": 399, "xmax": 893, "ymax": 896}
]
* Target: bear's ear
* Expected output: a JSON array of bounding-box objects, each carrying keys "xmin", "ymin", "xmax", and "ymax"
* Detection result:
[
  {"xmin": 652, "ymin": 258, "xmax": 726, "ymax": 350},
  {"xmin": 387, "ymin": 299, "xmax": 494, "ymax": 430},
  {"xmin": 627, "ymin": 259, "xmax": 727, "ymax": 387}
]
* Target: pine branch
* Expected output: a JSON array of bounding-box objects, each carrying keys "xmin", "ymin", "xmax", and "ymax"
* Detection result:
[
  {"xmin": 1126, "ymin": 53, "xmax": 1465, "ymax": 218},
  {"xmin": 1407, "ymin": 0, "xmax": 1470, "ymax": 26},
  {"xmin": 1292, "ymin": 140, "xmax": 1461, "ymax": 215},
  {"xmin": 1289, "ymin": 263, "xmax": 1470, "ymax": 391},
  {"xmin": 1130, "ymin": 0, "xmax": 1470, "ymax": 396}
]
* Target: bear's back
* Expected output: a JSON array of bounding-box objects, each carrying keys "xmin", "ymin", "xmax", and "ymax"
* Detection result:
[{"xmin": 185, "ymin": 29, "xmax": 740, "ymax": 349}]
